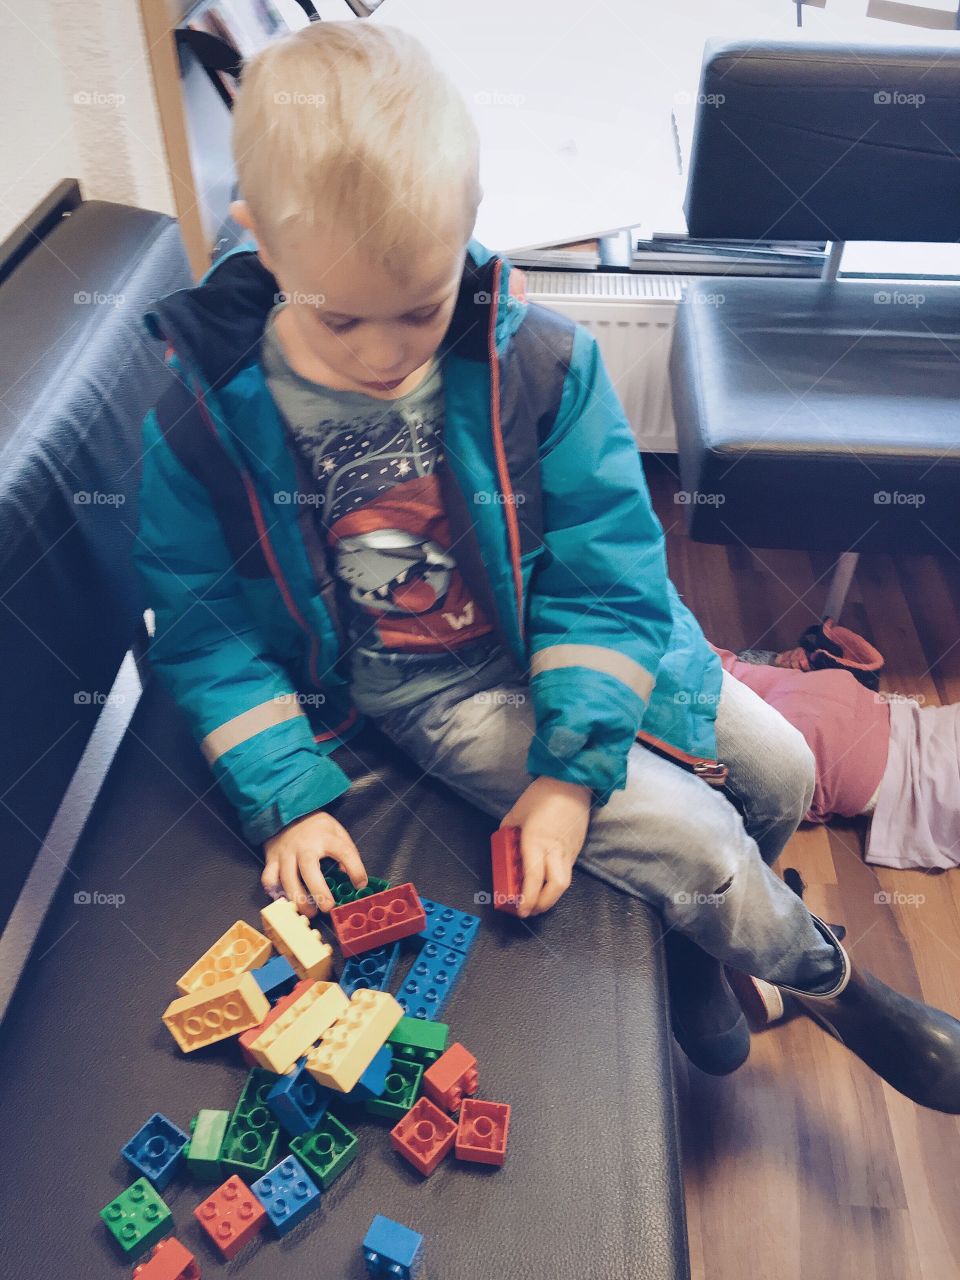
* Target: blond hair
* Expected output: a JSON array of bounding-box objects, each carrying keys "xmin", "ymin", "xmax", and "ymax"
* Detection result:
[{"xmin": 232, "ymin": 22, "xmax": 481, "ymax": 277}]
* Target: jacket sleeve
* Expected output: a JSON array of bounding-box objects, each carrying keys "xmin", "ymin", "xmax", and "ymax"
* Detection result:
[
  {"xmin": 525, "ymin": 325, "xmax": 675, "ymax": 805},
  {"xmin": 134, "ymin": 406, "xmax": 352, "ymax": 845}
]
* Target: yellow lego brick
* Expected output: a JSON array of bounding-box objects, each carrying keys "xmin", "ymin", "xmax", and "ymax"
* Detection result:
[
  {"xmin": 162, "ymin": 972, "xmax": 270, "ymax": 1053},
  {"xmin": 175, "ymin": 919, "xmax": 273, "ymax": 994},
  {"xmin": 248, "ymin": 980, "xmax": 350, "ymax": 1074},
  {"xmin": 260, "ymin": 898, "xmax": 333, "ymax": 981},
  {"xmin": 305, "ymin": 989, "xmax": 403, "ymax": 1092}
]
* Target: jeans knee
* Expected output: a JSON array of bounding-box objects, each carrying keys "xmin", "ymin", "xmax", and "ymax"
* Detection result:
[{"xmin": 780, "ymin": 731, "xmax": 816, "ymax": 823}]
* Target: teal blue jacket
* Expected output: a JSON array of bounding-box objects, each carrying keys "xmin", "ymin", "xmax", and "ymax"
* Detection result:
[{"xmin": 135, "ymin": 239, "xmax": 722, "ymax": 845}]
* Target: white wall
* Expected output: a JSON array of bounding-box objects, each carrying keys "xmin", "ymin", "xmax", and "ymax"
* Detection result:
[{"xmin": 0, "ymin": 0, "xmax": 174, "ymax": 241}]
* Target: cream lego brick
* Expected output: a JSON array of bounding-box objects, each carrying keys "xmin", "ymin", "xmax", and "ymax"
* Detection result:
[
  {"xmin": 305, "ymin": 989, "xmax": 404, "ymax": 1092},
  {"xmin": 260, "ymin": 898, "xmax": 334, "ymax": 980},
  {"xmin": 162, "ymin": 972, "xmax": 270, "ymax": 1052},
  {"xmin": 175, "ymin": 920, "xmax": 273, "ymax": 994},
  {"xmin": 248, "ymin": 980, "xmax": 350, "ymax": 1074}
]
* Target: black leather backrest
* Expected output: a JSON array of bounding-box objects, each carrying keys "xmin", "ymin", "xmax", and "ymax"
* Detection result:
[
  {"xmin": 0, "ymin": 199, "xmax": 193, "ymax": 929},
  {"xmin": 684, "ymin": 40, "xmax": 960, "ymax": 241}
]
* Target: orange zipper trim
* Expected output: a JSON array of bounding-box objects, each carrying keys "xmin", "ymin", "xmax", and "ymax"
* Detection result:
[
  {"xmin": 635, "ymin": 728, "xmax": 729, "ymax": 786},
  {"xmin": 487, "ymin": 257, "xmax": 525, "ymax": 645}
]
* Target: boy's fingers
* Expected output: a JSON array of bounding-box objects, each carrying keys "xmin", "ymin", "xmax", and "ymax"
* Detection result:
[
  {"xmin": 279, "ymin": 850, "xmax": 315, "ymax": 917},
  {"xmin": 327, "ymin": 829, "xmax": 368, "ymax": 888},
  {"xmin": 533, "ymin": 850, "xmax": 572, "ymax": 915},
  {"xmin": 299, "ymin": 855, "xmax": 335, "ymax": 913},
  {"xmin": 518, "ymin": 834, "xmax": 545, "ymax": 919},
  {"xmin": 261, "ymin": 857, "xmax": 282, "ymax": 898}
]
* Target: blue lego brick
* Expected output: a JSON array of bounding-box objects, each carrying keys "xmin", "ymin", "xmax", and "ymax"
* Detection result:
[
  {"xmin": 395, "ymin": 942, "xmax": 469, "ymax": 1020},
  {"xmin": 363, "ymin": 1213, "xmax": 424, "ymax": 1280},
  {"xmin": 416, "ymin": 899, "xmax": 480, "ymax": 956},
  {"xmin": 251, "ymin": 1155, "xmax": 321, "ymax": 1237},
  {"xmin": 339, "ymin": 943, "xmax": 400, "ymax": 998},
  {"xmin": 353, "ymin": 1043, "xmax": 392, "ymax": 1101},
  {"xmin": 251, "ymin": 954, "xmax": 298, "ymax": 1001},
  {"xmin": 267, "ymin": 1058, "xmax": 332, "ymax": 1136},
  {"xmin": 121, "ymin": 1113, "xmax": 190, "ymax": 1191}
]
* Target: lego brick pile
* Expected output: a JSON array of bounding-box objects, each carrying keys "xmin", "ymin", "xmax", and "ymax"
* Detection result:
[{"xmin": 99, "ymin": 854, "xmax": 518, "ymax": 1279}]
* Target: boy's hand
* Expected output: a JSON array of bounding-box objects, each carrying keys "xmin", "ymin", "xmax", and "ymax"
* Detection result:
[
  {"xmin": 262, "ymin": 811, "xmax": 367, "ymax": 917},
  {"xmin": 500, "ymin": 777, "xmax": 592, "ymax": 918}
]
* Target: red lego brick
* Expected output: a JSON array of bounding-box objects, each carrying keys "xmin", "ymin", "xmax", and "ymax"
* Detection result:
[
  {"xmin": 238, "ymin": 978, "xmax": 313, "ymax": 1066},
  {"xmin": 193, "ymin": 1175, "xmax": 266, "ymax": 1260},
  {"xmin": 390, "ymin": 1096, "xmax": 457, "ymax": 1176},
  {"xmin": 330, "ymin": 883, "xmax": 426, "ymax": 958},
  {"xmin": 422, "ymin": 1042, "xmax": 478, "ymax": 1113},
  {"xmin": 133, "ymin": 1238, "xmax": 200, "ymax": 1279},
  {"xmin": 490, "ymin": 827, "xmax": 523, "ymax": 914},
  {"xmin": 455, "ymin": 1099, "xmax": 510, "ymax": 1166}
]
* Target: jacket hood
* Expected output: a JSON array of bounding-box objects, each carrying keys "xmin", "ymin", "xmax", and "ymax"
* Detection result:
[{"xmin": 145, "ymin": 236, "xmax": 525, "ymax": 392}]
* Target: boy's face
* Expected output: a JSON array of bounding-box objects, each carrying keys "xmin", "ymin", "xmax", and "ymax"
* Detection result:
[{"xmin": 243, "ymin": 207, "xmax": 467, "ymax": 394}]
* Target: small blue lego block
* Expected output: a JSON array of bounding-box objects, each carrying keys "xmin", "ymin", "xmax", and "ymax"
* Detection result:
[
  {"xmin": 121, "ymin": 1112, "xmax": 190, "ymax": 1191},
  {"xmin": 267, "ymin": 1058, "xmax": 332, "ymax": 1136},
  {"xmin": 416, "ymin": 899, "xmax": 480, "ymax": 957},
  {"xmin": 252, "ymin": 1154, "xmax": 320, "ymax": 1237},
  {"xmin": 252, "ymin": 954, "xmax": 298, "ymax": 1001},
  {"xmin": 353, "ymin": 1043, "xmax": 392, "ymax": 1101},
  {"xmin": 395, "ymin": 943, "xmax": 469, "ymax": 1020},
  {"xmin": 339, "ymin": 943, "xmax": 400, "ymax": 998},
  {"xmin": 363, "ymin": 1213, "xmax": 424, "ymax": 1280}
]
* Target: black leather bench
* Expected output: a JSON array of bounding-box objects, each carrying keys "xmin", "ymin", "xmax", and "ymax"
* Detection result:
[{"xmin": 0, "ymin": 192, "xmax": 689, "ymax": 1280}]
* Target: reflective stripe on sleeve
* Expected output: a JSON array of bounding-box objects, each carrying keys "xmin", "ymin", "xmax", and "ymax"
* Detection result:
[
  {"xmin": 200, "ymin": 695, "xmax": 305, "ymax": 764},
  {"xmin": 530, "ymin": 643, "xmax": 654, "ymax": 703}
]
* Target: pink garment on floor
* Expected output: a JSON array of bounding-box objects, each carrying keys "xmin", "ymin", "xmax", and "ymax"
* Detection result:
[
  {"xmin": 865, "ymin": 698, "xmax": 960, "ymax": 871},
  {"xmin": 711, "ymin": 646, "xmax": 891, "ymax": 823}
]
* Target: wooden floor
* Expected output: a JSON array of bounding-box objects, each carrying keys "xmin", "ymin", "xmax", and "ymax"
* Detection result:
[{"xmin": 644, "ymin": 456, "xmax": 960, "ymax": 1280}]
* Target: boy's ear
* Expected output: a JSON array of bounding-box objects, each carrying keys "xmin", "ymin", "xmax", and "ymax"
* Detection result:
[{"xmin": 229, "ymin": 200, "xmax": 276, "ymax": 274}]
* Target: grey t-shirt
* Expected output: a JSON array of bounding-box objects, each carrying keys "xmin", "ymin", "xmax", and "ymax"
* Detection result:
[{"xmin": 261, "ymin": 306, "xmax": 503, "ymax": 717}]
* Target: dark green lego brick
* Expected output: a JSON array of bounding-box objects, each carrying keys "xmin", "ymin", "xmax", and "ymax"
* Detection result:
[
  {"xmin": 100, "ymin": 1178, "xmax": 173, "ymax": 1258},
  {"xmin": 186, "ymin": 1108, "xmax": 230, "ymax": 1180},
  {"xmin": 322, "ymin": 864, "xmax": 391, "ymax": 906},
  {"xmin": 291, "ymin": 1113, "xmax": 359, "ymax": 1189},
  {"xmin": 220, "ymin": 1068, "xmax": 282, "ymax": 1179},
  {"xmin": 364, "ymin": 1057, "xmax": 424, "ymax": 1121}
]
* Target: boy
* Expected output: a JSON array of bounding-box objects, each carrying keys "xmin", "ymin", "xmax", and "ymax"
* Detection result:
[{"xmin": 135, "ymin": 23, "xmax": 960, "ymax": 1110}]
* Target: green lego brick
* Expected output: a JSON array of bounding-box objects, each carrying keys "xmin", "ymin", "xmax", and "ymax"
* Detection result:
[
  {"xmin": 186, "ymin": 1108, "xmax": 230, "ymax": 1180},
  {"xmin": 291, "ymin": 1113, "xmax": 358, "ymax": 1189},
  {"xmin": 364, "ymin": 1057, "xmax": 423, "ymax": 1120},
  {"xmin": 220, "ymin": 1068, "xmax": 282, "ymax": 1179},
  {"xmin": 324, "ymin": 867, "xmax": 391, "ymax": 907},
  {"xmin": 100, "ymin": 1178, "xmax": 172, "ymax": 1259},
  {"xmin": 388, "ymin": 1015, "xmax": 449, "ymax": 1055}
]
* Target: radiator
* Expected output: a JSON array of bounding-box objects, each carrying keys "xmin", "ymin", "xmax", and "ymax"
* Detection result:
[{"xmin": 526, "ymin": 270, "xmax": 691, "ymax": 453}]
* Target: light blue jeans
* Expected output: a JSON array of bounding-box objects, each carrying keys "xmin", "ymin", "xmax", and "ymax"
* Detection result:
[{"xmin": 375, "ymin": 648, "xmax": 842, "ymax": 992}]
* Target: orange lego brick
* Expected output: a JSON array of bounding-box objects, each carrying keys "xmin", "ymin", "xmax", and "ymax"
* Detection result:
[
  {"xmin": 162, "ymin": 973, "xmax": 270, "ymax": 1053},
  {"xmin": 490, "ymin": 826, "xmax": 524, "ymax": 914},
  {"xmin": 305, "ymin": 988, "xmax": 403, "ymax": 1092},
  {"xmin": 175, "ymin": 920, "xmax": 272, "ymax": 994},
  {"xmin": 329, "ymin": 883, "xmax": 425, "ymax": 958},
  {"xmin": 455, "ymin": 1098, "xmax": 510, "ymax": 1166},
  {"xmin": 422, "ymin": 1042, "xmax": 479, "ymax": 1113},
  {"xmin": 390, "ymin": 1096, "xmax": 457, "ymax": 1176},
  {"xmin": 248, "ymin": 980, "xmax": 349, "ymax": 1074},
  {"xmin": 260, "ymin": 897, "xmax": 334, "ymax": 980},
  {"xmin": 132, "ymin": 1237, "xmax": 200, "ymax": 1279},
  {"xmin": 194, "ymin": 1175, "xmax": 266, "ymax": 1260}
]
